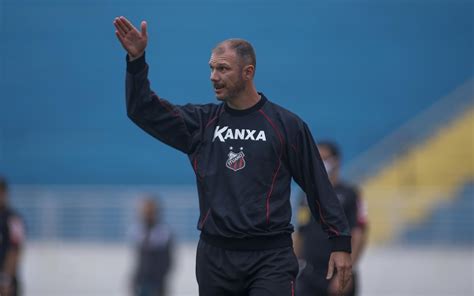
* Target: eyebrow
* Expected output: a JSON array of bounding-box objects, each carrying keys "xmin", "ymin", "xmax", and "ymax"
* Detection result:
[{"xmin": 209, "ymin": 61, "xmax": 231, "ymax": 68}]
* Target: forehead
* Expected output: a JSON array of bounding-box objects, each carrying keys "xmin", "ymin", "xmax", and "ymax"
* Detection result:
[{"xmin": 209, "ymin": 46, "xmax": 238, "ymax": 65}]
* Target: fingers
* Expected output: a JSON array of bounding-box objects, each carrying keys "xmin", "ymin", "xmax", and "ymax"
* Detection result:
[
  {"xmin": 326, "ymin": 256, "xmax": 335, "ymax": 279},
  {"xmin": 342, "ymin": 268, "xmax": 352, "ymax": 290},
  {"xmin": 327, "ymin": 252, "xmax": 352, "ymax": 295},
  {"xmin": 120, "ymin": 16, "xmax": 136, "ymax": 32},
  {"xmin": 115, "ymin": 31, "xmax": 126, "ymax": 47},
  {"xmin": 113, "ymin": 16, "xmax": 137, "ymax": 36},
  {"xmin": 339, "ymin": 269, "xmax": 346, "ymax": 294},
  {"xmin": 113, "ymin": 17, "xmax": 128, "ymax": 37},
  {"xmin": 336, "ymin": 265, "xmax": 352, "ymax": 294},
  {"xmin": 140, "ymin": 21, "xmax": 147, "ymax": 37}
]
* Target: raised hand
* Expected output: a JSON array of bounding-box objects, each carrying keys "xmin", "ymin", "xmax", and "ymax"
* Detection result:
[{"xmin": 113, "ymin": 16, "xmax": 148, "ymax": 59}]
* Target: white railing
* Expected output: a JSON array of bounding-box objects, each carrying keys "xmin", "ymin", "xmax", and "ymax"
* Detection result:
[
  {"xmin": 11, "ymin": 185, "xmax": 201, "ymax": 242},
  {"xmin": 9, "ymin": 184, "xmax": 473, "ymax": 245}
]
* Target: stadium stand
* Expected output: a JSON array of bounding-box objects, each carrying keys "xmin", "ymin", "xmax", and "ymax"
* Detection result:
[
  {"xmin": 1, "ymin": 0, "xmax": 473, "ymax": 185},
  {"xmin": 1, "ymin": 0, "xmax": 472, "ymax": 245},
  {"xmin": 353, "ymin": 86, "xmax": 473, "ymax": 244},
  {"xmin": 401, "ymin": 182, "xmax": 474, "ymax": 244}
]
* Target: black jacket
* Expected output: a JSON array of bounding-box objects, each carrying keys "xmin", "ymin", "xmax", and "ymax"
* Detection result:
[{"xmin": 125, "ymin": 54, "xmax": 351, "ymax": 252}]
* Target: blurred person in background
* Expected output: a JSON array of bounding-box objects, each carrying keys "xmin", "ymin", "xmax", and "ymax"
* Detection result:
[
  {"xmin": 129, "ymin": 197, "xmax": 173, "ymax": 296},
  {"xmin": 294, "ymin": 141, "xmax": 368, "ymax": 296},
  {"xmin": 0, "ymin": 177, "xmax": 25, "ymax": 296}
]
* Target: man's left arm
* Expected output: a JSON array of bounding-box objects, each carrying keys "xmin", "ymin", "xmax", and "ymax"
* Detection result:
[
  {"xmin": 328, "ymin": 188, "xmax": 368, "ymax": 295},
  {"xmin": 287, "ymin": 121, "xmax": 352, "ymax": 293}
]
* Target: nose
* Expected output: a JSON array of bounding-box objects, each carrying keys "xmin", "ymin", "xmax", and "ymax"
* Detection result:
[{"xmin": 210, "ymin": 69, "xmax": 219, "ymax": 82}]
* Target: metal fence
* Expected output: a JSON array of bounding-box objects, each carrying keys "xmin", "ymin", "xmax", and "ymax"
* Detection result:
[
  {"xmin": 10, "ymin": 185, "xmax": 201, "ymax": 242},
  {"xmin": 9, "ymin": 184, "xmax": 474, "ymax": 245}
]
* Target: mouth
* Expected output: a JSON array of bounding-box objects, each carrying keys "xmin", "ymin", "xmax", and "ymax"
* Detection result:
[{"xmin": 213, "ymin": 84, "xmax": 225, "ymax": 92}]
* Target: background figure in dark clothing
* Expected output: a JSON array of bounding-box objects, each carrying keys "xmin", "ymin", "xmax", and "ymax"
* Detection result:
[
  {"xmin": 294, "ymin": 141, "xmax": 369, "ymax": 296},
  {"xmin": 0, "ymin": 177, "xmax": 25, "ymax": 296},
  {"xmin": 130, "ymin": 197, "xmax": 173, "ymax": 296}
]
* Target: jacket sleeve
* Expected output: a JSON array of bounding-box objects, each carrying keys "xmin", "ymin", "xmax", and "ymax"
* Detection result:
[
  {"xmin": 288, "ymin": 121, "xmax": 352, "ymax": 253},
  {"xmin": 125, "ymin": 53, "xmax": 207, "ymax": 155}
]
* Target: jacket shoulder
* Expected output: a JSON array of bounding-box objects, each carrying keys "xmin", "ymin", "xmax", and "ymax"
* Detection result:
[
  {"xmin": 180, "ymin": 102, "xmax": 223, "ymax": 116},
  {"xmin": 264, "ymin": 100, "xmax": 306, "ymax": 129}
]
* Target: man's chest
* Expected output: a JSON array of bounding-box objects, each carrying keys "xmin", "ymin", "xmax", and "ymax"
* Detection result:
[{"xmin": 198, "ymin": 114, "xmax": 285, "ymax": 174}]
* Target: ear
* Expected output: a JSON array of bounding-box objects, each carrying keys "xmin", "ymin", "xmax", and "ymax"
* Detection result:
[
  {"xmin": 334, "ymin": 158, "xmax": 341, "ymax": 170},
  {"xmin": 243, "ymin": 65, "xmax": 255, "ymax": 80}
]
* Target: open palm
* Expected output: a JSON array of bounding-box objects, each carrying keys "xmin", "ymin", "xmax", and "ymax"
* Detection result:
[{"xmin": 113, "ymin": 16, "xmax": 148, "ymax": 58}]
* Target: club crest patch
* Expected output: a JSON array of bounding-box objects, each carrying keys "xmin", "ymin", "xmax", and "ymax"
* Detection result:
[{"xmin": 226, "ymin": 147, "xmax": 246, "ymax": 172}]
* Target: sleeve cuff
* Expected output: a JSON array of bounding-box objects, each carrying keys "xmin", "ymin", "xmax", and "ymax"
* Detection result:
[
  {"xmin": 126, "ymin": 52, "xmax": 146, "ymax": 74},
  {"xmin": 329, "ymin": 235, "xmax": 352, "ymax": 253}
]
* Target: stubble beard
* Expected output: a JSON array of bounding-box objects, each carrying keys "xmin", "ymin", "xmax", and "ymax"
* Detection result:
[{"xmin": 215, "ymin": 77, "xmax": 247, "ymax": 103}]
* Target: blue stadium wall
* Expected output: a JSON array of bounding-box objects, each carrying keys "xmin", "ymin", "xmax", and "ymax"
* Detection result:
[{"xmin": 1, "ymin": 0, "xmax": 473, "ymax": 184}]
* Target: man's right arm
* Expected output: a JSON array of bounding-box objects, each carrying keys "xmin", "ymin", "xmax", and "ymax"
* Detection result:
[
  {"xmin": 126, "ymin": 53, "xmax": 200, "ymax": 154},
  {"xmin": 114, "ymin": 16, "xmax": 206, "ymax": 154}
]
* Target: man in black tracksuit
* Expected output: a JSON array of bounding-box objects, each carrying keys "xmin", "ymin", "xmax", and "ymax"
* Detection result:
[{"xmin": 114, "ymin": 16, "xmax": 352, "ymax": 296}]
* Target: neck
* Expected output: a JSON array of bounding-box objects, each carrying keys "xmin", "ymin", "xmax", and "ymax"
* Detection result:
[{"xmin": 226, "ymin": 85, "xmax": 260, "ymax": 110}]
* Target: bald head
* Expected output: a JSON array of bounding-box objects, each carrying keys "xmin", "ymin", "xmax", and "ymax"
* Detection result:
[{"xmin": 213, "ymin": 39, "xmax": 256, "ymax": 70}]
